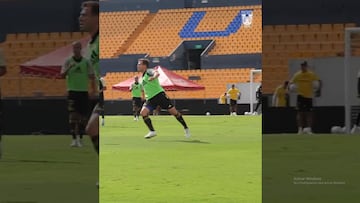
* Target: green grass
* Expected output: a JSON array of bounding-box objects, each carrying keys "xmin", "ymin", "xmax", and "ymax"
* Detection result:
[
  {"xmin": 263, "ymin": 134, "xmax": 360, "ymax": 203},
  {"xmin": 100, "ymin": 115, "xmax": 261, "ymax": 203},
  {"xmin": 0, "ymin": 135, "xmax": 98, "ymax": 203}
]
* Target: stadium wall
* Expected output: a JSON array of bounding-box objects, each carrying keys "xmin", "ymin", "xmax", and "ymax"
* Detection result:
[
  {"xmin": 104, "ymin": 99, "xmax": 250, "ymax": 115},
  {"xmin": 263, "ymin": 0, "xmax": 360, "ymax": 25},
  {"xmin": 262, "ymin": 106, "xmax": 345, "ymax": 134},
  {"xmin": 100, "ymin": 0, "xmax": 185, "ymax": 13},
  {"xmin": 0, "ymin": 0, "xmax": 83, "ymax": 41},
  {"xmin": 100, "ymin": 54, "xmax": 261, "ymax": 74},
  {"xmin": 2, "ymin": 99, "xmax": 248, "ymax": 135},
  {"xmin": 2, "ymin": 99, "xmax": 97, "ymax": 135}
]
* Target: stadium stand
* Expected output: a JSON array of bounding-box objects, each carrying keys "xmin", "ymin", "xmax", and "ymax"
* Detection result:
[
  {"xmin": 262, "ymin": 23, "xmax": 357, "ymax": 94},
  {"xmin": 100, "ymin": 5, "xmax": 262, "ymax": 100},
  {"xmin": 0, "ymin": 32, "xmax": 86, "ymax": 97}
]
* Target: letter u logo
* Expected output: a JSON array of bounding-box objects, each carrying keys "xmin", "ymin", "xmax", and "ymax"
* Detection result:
[{"xmin": 179, "ymin": 10, "xmax": 253, "ymax": 38}]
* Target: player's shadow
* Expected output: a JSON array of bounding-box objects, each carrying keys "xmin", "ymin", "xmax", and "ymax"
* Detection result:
[
  {"xmin": 1, "ymin": 159, "xmax": 81, "ymax": 164},
  {"xmin": 155, "ymin": 140, "xmax": 211, "ymax": 144}
]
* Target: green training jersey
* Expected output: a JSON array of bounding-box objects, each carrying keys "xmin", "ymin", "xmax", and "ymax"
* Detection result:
[
  {"xmin": 131, "ymin": 82, "xmax": 142, "ymax": 98},
  {"xmin": 141, "ymin": 69, "xmax": 164, "ymax": 100},
  {"xmin": 87, "ymin": 32, "xmax": 99, "ymax": 80},
  {"xmin": 62, "ymin": 56, "xmax": 93, "ymax": 92}
]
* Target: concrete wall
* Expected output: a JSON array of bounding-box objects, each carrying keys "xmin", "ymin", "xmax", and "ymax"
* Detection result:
[
  {"xmin": 263, "ymin": 0, "xmax": 360, "ymax": 25},
  {"xmin": 0, "ymin": 0, "xmax": 83, "ymax": 41}
]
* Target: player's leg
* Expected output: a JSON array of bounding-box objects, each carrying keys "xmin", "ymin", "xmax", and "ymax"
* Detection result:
[
  {"xmin": 141, "ymin": 103, "xmax": 157, "ymax": 138},
  {"xmin": 296, "ymin": 96, "xmax": 305, "ymax": 134},
  {"xmin": 351, "ymin": 113, "xmax": 360, "ymax": 133},
  {"xmin": 229, "ymin": 102, "xmax": 233, "ymax": 115},
  {"xmin": 68, "ymin": 93, "xmax": 79, "ymax": 147},
  {"xmin": 76, "ymin": 92, "xmax": 90, "ymax": 147},
  {"xmin": 305, "ymin": 98, "xmax": 314, "ymax": 134},
  {"xmin": 135, "ymin": 98, "xmax": 142, "ymax": 120},
  {"xmin": 161, "ymin": 93, "xmax": 190, "ymax": 138},
  {"xmin": 86, "ymin": 104, "xmax": 99, "ymax": 154},
  {"xmin": 132, "ymin": 98, "xmax": 137, "ymax": 120}
]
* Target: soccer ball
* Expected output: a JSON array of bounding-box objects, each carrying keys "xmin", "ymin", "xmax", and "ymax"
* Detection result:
[
  {"xmin": 313, "ymin": 81, "xmax": 320, "ymax": 90},
  {"xmin": 331, "ymin": 126, "xmax": 342, "ymax": 134},
  {"xmin": 206, "ymin": 112, "xmax": 211, "ymax": 116},
  {"xmin": 289, "ymin": 84, "xmax": 297, "ymax": 92}
]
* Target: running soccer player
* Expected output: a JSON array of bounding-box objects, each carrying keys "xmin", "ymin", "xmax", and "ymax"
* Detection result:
[
  {"xmin": 61, "ymin": 41, "xmax": 95, "ymax": 147},
  {"xmin": 227, "ymin": 84, "xmax": 240, "ymax": 116},
  {"xmin": 137, "ymin": 58, "xmax": 190, "ymax": 139},
  {"xmin": 79, "ymin": 1, "xmax": 99, "ymax": 155},
  {"xmin": 272, "ymin": 81, "xmax": 289, "ymax": 107},
  {"xmin": 0, "ymin": 48, "xmax": 7, "ymax": 159},
  {"xmin": 129, "ymin": 76, "xmax": 143, "ymax": 121},
  {"xmin": 253, "ymin": 84, "xmax": 262, "ymax": 114},
  {"xmin": 290, "ymin": 61, "xmax": 321, "ymax": 134}
]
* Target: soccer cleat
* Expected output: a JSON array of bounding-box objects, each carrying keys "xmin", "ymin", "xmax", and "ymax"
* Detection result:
[
  {"xmin": 303, "ymin": 127, "xmax": 313, "ymax": 135},
  {"xmin": 297, "ymin": 127, "xmax": 303, "ymax": 134},
  {"xmin": 76, "ymin": 139, "xmax": 83, "ymax": 147},
  {"xmin": 184, "ymin": 128, "xmax": 191, "ymax": 138},
  {"xmin": 232, "ymin": 112, "xmax": 237, "ymax": 116},
  {"xmin": 144, "ymin": 131, "xmax": 157, "ymax": 139},
  {"xmin": 70, "ymin": 139, "xmax": 77, "ymax": 147},
  {"xmin": 134, "ymin": 117, "xmax": 137, "ymax": 121},
  {"xmin": 101, "ymin": 119, "xmax": 105, "ymax": 126},
  {"xmin": 351, "ymin": 125, "xmax": 359, "ymax": 134}
]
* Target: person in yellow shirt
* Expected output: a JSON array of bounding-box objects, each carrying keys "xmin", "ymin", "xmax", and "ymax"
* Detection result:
[
  {"xmin": 219, "ymin": 92, "xmax": 227, "ymax": 104},
  {"xmin": 272, "ymin": 81, "xmax": 289, "ymax": 107},
  {"xmin": 227, "ymin": 84, "xmax": 240, "ymax": 115},
  {"xmin": 290, "ymin": 61, "xmax": 321, "ymax": 134}
]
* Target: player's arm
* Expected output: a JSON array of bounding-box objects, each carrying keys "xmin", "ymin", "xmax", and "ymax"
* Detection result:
[
  {"xmin": 148, "ymin": 69, "xmax": 159, "ymax": 81},
  {"xmin": 101, "ymin": 78, "xmax": 107, "ymax": 91},
  {"xmin": 87, "ymin": 60, "xmax": 97, "ymax": 95},
  {"xmin": 60, "ymin": 59, "xmax": 69, "ymax": 78},
  {"xmin": 272, "ymin": 88, "xmax": 278, "ymax": 107}
]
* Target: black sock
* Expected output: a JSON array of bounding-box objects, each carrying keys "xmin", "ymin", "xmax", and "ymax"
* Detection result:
[
  {"xmin": 70, "ymin": 123, "xmax": 76, "ymax": 139},
  {"xmin": 142, "ymin": 115, "xmax": 155, "ymax": 131},
  {"xmin": 79, "ymin": 118, "xmax": 88, "ymax": 139},
  {"xmin": 175, "ymin": 113, "xmax": 188, "ymax": 129},
  {"xmin": 254, "ymin": 102, "xmax": 260, "ymax": 111},
  {"xmin": 91, "ymin": 135, "xmax": 99, "ymax": 155}
]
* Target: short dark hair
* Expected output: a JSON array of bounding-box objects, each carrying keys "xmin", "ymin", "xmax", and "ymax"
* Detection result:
[
  {"xmin": 82, "ymin": 1, "xmax": 99, "ymax": 16},
  {"xmin": 138, "ymin": 58, "xmax": 150, "ymax": 68},
  {"xmin": 301, "ymin": 61, "xmax": 308, "ymax": 67}
]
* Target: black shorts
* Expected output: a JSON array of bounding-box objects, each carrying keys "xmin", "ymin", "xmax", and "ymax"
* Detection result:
[
  {"xmin": 132, "ymin": 97, "xmax": 142, "ymax": 108},
  {"xmin": 297, "ymin": 95, "xmax": 313, "ymax": 112},
  {"xmin": 230, "ymin": 99, "xmax": 237, "ymax": 106},
  {"xmin": 144, "ymin": 92, "xmax": 174, "ymax": 111},
  {"xmin": 68, "ymin": 91, "xmax": 89, "ymax": 116}
]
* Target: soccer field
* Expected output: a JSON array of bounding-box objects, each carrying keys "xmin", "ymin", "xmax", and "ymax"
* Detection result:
[
  {"xmin": 100, "ymin": 115, "xmax": 261, "ymax": 203},
  {"xmin": 263, "ymin": 134, "xmax": 360, "ymax": 203},
  {"xmin": 0, "ymin": 135, "xmax": 99, "ymax": 203}
]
